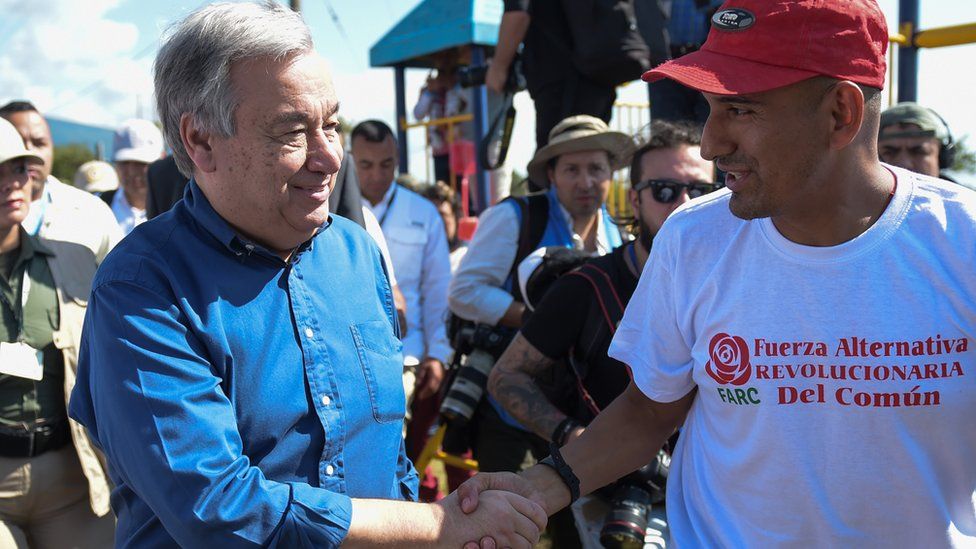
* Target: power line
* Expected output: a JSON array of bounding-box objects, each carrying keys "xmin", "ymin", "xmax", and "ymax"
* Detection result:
[{"xmin": 320, "ymin": 0, "xmax": 355, "ymax": 57}]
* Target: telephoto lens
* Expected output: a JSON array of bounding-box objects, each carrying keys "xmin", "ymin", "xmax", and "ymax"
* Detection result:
[
  {"xmin": 599, "ymin": 484, "xmax": 653, "ymax": 549},
  {"xmin": 439, "ymin": 349, "xmax": 494, "ymax": 424},
  {"xmin": 599, "ymin": 450, "xmax": 670, "ymax": 548}
]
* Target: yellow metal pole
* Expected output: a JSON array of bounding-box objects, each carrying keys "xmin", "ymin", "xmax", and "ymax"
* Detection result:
[{"xmin": 914, "ymin": 23, "xmax": 976, "ymax": 49}]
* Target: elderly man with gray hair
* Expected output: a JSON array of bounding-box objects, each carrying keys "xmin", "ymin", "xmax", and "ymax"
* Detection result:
[{"xmin": 67, "ymin": 2, "xmax": 545, "ymax": 547}]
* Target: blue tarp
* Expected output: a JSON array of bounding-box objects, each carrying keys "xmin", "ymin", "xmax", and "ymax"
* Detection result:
[{"xmin": 369, "ymin": 0, "xmax": 503, "ymax": 68}]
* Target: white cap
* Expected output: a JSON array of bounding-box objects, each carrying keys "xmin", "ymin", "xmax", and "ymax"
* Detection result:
[
  {"xmin": 74, "ymin": 160, "xmax": 119, "ymax": 193},
  {"xmin": 113, "ymin": 119, "xmax": 164, "ymax": 164},
  {"xmin": 516, "ymin": 247, "xmax": 550, "ymax": 312},
  {"xmin": 0, "ymin": 117, "xmax": 43, "ymax": 167}
]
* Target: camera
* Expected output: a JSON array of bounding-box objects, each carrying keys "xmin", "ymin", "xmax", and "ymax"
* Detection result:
[
  {"xmin": 440, "ymin": 320, "xmax": 516, "ymax": 425},
  {"xmin": 439, "ymin": 348, "xmax": 494, "ymax": 426},
  {"xmin": 458, "ymin": 57, "xmax": 526, "ymax": 94},
  {"xmin": 599, "ymin": 450, "xmax": 670, "ymax": 549}
]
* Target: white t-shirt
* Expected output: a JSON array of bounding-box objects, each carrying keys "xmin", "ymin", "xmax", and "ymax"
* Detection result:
[{"xmin": 609, "ymin": 166, "xmax": 976, "ymax": 547}]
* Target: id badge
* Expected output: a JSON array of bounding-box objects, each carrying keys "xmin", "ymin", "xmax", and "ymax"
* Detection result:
[{"xmin": 0, "ymin": 341, "xmax": 43, "ymax": 381}]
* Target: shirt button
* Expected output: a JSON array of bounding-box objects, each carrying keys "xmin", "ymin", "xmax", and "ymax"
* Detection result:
[
  {"xmin": 320, "ymin": 394, "xmax": 331, "ymax": 406},
  {"xmin": 304, "ymin": 327, "xmax": 314, "ymax": 338},
  {"xmin": 325, "ymin": 464, "xmax": 335, "ymax": 476}
]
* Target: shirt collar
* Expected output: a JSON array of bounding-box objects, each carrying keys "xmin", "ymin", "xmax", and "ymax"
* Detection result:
[
  {"xmin": 182, "ymin": 179, "xmax": 332, "ymax": 261},
  {"xmin": 111, "ymin": 186, "xmax": 144, "ymax": 213},
  {"xmin": 550, "ymin": 188, "xmax": 610, "ymax": 255},
  {"xmin": 9, "ymin": 227, "xmax": 55, "ymax": 272}
]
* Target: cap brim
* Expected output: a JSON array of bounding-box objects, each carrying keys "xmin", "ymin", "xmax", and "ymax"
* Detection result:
[
  {"xmin": 527, "ymin": 133, "xmax": 634, "ymax": 185},
  {"xmin": 643, "ymin": 49, "xmax": 822, "ymax": 95},
  {"xmin": 0, "ymin": 151, "xmax": 44, "ymax": 168},
  {"xmin": 114, "ymin": 148, "xmax": 159, "ymax": 164}
]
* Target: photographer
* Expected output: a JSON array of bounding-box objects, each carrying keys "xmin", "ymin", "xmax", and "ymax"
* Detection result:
[
  {"xmin": 487, "ymin": 121, "xmax": 715, "ymax": 545},
  {"xmin": 447, "ymin": 115, "xmax": 630, "ymax": 473}
]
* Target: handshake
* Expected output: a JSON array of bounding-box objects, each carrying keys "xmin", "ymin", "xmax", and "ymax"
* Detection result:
[{"xmin": 436, "ymin": 468, "xmax": 562, "ymax": 549}]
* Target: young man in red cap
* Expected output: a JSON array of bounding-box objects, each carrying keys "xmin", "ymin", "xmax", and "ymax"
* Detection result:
[{"xmin": 457, "ymin": 0, "xmax": 976, "ymax": 546}]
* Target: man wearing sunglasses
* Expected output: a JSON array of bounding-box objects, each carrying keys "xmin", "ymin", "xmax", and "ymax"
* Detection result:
[
  {"xmin": 457, "ymin": 0, "xmax": 976, "ymax": 546},
  {"xmin": 486, "ymin": 120, "xmax": 714, "ymax": 535}
]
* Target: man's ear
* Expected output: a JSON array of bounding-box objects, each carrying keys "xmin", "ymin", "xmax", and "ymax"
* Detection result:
[
  {"xmin": 180, "ymin": 113, "xmax": 217, "ymax": 173},
  {"xmin": 826, "ymin": 81, "xmax": 865, "ymax": 151},
  {"xmin": 628, "ymin": 188, "xmax": 641, "ymax": 216}
]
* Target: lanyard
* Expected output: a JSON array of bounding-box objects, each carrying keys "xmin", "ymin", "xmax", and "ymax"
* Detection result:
[
  {"xmin": 0, "ymin": 268, "xmax": 31, "ymax": 341},
  {"xmin": 378, "ymin": 185, "xmax": 399, "ymax": 228}
]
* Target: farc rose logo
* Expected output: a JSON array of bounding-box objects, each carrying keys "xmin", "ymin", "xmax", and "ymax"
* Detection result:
[{"xmin": 705, "ymin": 333, "xmax": 751, "ymax": 385}]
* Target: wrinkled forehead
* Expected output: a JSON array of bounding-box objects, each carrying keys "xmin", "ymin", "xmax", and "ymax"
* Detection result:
[
  {"xmin": 230, "ymin": 51, "xmax": 338, "ymax": 107},
  {"xmin": 553, "ymin": 149, "xmax": 611, "ymax": 166}
]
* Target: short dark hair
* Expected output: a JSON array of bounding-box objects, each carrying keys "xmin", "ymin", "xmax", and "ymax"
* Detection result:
[
  {"xmin": 420, "ymin": 180, "xmax": 458, "ymax": 212},
  {"xmin": 0, "ymin": 101, "xmax": 40, "ymax": 118},
  {"xmin": 629, "ymin": 120, "xmax": 703, "ymax": 186},
  {"xmin": 350, "ymin": 119, "xmax": 395, "ymax": 144}
]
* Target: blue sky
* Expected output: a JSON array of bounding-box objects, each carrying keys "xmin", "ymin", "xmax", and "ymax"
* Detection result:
[{"xmin": 1, "ymin": 0, "xmax": 974, "ymax": 179}]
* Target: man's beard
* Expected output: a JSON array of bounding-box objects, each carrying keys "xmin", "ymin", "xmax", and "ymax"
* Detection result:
[{"xmin": 638, "ymin": 216, "xmax": 653, "ymax": 251}]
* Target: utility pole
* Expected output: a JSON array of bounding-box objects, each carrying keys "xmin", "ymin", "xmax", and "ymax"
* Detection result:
[{"xmin": 897, "ymin": 0, "xmax": 919, "ymax": 102}]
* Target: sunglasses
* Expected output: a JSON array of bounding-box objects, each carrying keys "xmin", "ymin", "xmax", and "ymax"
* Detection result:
[{"xmin": 633, "ymin": 179, "xmax": 721, "ymax": 204}]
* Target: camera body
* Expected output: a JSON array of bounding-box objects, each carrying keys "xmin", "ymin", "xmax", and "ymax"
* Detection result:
[
  {"xmin": 458, "ymin": 57, "xmax": 526, "ymax": 94},
  {"xmin": 599, "ymin": 450, "xmax": 670, "ymax": 548}
]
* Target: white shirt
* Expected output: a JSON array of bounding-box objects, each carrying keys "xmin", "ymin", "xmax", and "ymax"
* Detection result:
[
  {"xmin": 365, "ymin": 184, "xmax": 452, "ymax": 365},
  {"xmin": 23, "ymin": 176, "xmax": 121, "ymax": 265},
  {"xmin": 449, "ymin": 197, "xmax": 615, "ymax": 325},
  {"xmin": 610, "ymin": 166, "xmax": 976, "ymax": 547},
  {"xmin": 361, "ymin": 206, "xmax": 397, "ymax": 287},
  {"xmin": 111, "ymin": 189, "xmax": 147, "ymax": 236}
]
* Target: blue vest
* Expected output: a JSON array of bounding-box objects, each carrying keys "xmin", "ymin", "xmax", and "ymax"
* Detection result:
[{"xmin": 491, "ymin": 188, "xmax": 623, "ymax": 429}]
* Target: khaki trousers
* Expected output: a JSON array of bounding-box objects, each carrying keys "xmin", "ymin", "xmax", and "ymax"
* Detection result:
[{"xmin": 0, "ymin": 445, "xmax": 114, "ymax": 548}]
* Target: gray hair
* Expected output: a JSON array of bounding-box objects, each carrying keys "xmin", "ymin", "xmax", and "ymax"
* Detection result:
[{"xmin": 154, "ymin": 1, "xmax": 313, "ymax": 177}]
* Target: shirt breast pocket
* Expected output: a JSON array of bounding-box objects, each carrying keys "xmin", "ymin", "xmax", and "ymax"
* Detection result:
[
  {"xmin": 350, "ymin": 320, "xmax": 405, "ymax": 423},
  {"xmin": 386, "ymin": 227, "xmax": 427, "ymax": 286}
]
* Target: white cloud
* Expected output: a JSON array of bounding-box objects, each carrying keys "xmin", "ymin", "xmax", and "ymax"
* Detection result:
[{"xmin": 0, "ymin": 0, "xmax": 147, "ymax": 126}]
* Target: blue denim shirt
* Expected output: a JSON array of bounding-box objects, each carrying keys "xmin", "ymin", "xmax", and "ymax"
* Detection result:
[{"xmin": 69, "ymin": 181, "xmax": 419, "ymax": 548}]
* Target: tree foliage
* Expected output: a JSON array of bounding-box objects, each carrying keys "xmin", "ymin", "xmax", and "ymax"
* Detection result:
[
  {"xmin": 52, "ymin": 143, "xmax": 97, "ymax": 185},
  {"xmin": 951, "ymin": 135, "xmax": 976, "ymax": 174}
]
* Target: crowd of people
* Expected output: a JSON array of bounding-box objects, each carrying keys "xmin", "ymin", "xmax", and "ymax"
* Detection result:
[{"xmin": 0, "ymin": 0, "xmax": 974, "ymax": 548}]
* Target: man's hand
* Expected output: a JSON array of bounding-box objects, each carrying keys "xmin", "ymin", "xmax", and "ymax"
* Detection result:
[
  {"xmin": 485, "ymin": 61, "xmax": 509, "ymax": 95},
  {"xmin": 456, "ymin": 471, "xmax": 546, "ymax": 515},
  {"xmin": 415, "ymin": 357, "xmax": 445, "ymax": 400},
  {"xmin": 438, "ymin": 489, "xmax": 546, "ymax": 549}
]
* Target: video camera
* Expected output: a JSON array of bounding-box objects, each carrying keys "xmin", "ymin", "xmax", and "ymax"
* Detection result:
[{"xmin": 457, "ymin": 57, "xmax": 526, "ymax": 94}]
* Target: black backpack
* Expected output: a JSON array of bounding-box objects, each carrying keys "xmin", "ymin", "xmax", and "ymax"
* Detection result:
[{"xmin": 559, "ymin": 0, "xmax": 669, "ymax": 87}]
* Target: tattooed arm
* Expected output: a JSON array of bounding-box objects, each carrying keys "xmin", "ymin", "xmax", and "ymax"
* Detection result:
[{"xmin": 488, "ymin": 333, "xmax": 576, "ymax": 442}]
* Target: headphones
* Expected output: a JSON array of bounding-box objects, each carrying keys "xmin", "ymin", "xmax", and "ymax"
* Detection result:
[{"xmin": 931, "ymin": 109, "xmax": 956, "ymax": 170}]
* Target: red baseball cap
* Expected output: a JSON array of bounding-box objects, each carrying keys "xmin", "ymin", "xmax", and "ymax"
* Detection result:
[{"xmin": 643, "ymin": 0, "xmax": 888, "ymax": 95}]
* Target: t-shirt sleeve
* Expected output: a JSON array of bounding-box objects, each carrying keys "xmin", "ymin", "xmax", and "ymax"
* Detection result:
[
  {"xmin": 608, "ymin": 228, "xmax": 696, "ymax": 402},
  {"xmin": 520, "ymin": 273, "xmax": 591, "ymax": 360}
]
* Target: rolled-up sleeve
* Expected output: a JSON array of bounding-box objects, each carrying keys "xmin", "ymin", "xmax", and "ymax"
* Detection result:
[
  {"xmin": 448, "ymin": 202, "xmax": 520, "ymax": 325},
  {"xmin": 69, "ymin": 280, "xmax": 352, "ymax": 548}
]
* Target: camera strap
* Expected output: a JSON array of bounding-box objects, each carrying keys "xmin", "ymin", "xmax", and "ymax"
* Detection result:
[
  {"xmin": 479, "ymin": 91, "xmax": 516, "ymax": 171},
  {"xmin": 564, "ymin": 261, "xmax": 628, "ymax": 417}
]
